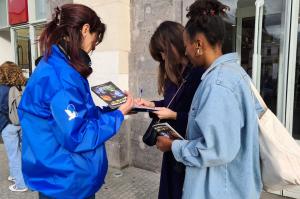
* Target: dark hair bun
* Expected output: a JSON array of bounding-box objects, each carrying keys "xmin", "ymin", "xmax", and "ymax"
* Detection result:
[
  {"xmin": 187, "ymin": 0, "xmax": 229, "ymax": 19},
  {"xmin": 185, "ymin": 0, "xmax": 229, "ymax": 47}
]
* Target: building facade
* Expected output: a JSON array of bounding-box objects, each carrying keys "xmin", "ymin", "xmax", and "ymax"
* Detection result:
[{"xmin": 1, "ymin": 0, "xmax": 300, "ymax": 198}]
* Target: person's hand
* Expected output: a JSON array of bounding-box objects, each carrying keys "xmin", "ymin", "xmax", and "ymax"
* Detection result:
[
  {"xmin": 118, "ymin": 91, "xmax": 134, "ymax": 115},
  {"xmin": 153, "ymin": 107, "xmax": 177, "ymax": 120},
  {"xmin": 134, "ymin": 98, "xmax": 155, "ymax": 108},
  {"xmin": 156, "ymin": 136, "xmax": 173, "ymax": 152}
]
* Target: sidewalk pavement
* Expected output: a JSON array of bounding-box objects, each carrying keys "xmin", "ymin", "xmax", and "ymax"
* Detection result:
[{"xmin": 0, "ymin": 144, "xmax": 292, "ymax": 199}]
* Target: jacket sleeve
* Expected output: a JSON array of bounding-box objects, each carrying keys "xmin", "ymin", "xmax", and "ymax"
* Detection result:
[
  {"xmin": 50, "ymin": 87, "xmax": 124, "ymax": 153},
  {"xmin": 175, "ymin": 112, "xmax": 188, "ymax": 126},
  {"xmin": 153, "ymin": 100, "xmax": 164, "ymax": 107},
  {"xmin": 171, "ymin": 84, "xmax": 242, "ymax": 168}
]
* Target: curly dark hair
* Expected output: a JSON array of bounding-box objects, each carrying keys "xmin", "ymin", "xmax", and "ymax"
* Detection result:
[
  {"xmin": 185, "ymin": 0, "xmax": 229, "ymax": 47},
  {"xmin": 0, "ymin": 61, "xmax": 26, "ymax": 86}
]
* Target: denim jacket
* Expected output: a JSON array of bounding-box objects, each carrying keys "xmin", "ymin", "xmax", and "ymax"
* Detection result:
[{"xmin": 171, "ymin": 53, "xmax": 262, "ymax": 199}]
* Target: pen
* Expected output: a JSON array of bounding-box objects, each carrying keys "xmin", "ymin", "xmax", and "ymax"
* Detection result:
[{"xmin": 139, "ymin": 88, "xmax": 143, "ymax": 101}]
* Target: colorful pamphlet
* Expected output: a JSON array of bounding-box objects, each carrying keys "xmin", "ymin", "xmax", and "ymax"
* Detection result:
[
  {"xmin": 91, "ymin": 81, "xmax": 157, "ymax": 112},
  {"xmin": 152, "ymin": 123, "xmax": 185, "ymax": 140}
]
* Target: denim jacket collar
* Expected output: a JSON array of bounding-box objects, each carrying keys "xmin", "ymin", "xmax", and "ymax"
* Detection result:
[{"xmin": 201, "ymin": 53, "xmax": 240, "ymax": 80}]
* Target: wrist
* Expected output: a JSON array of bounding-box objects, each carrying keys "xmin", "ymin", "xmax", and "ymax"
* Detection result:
[
  {"xmin": 118, "ymin": 107, "xmax": 126, "ymax": 115},
  {"xmin": 172, "ymin": 112, "xmax": 177, "ymax": 120}
]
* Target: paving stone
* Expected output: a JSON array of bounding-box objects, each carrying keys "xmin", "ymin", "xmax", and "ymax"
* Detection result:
[{"xmin": 0, "ymin": 144, "xmax": 292, "ymax": 199}]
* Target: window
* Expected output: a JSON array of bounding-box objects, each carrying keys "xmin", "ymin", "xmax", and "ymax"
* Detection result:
[
  {"xmin": 35, "ymin": 0, "xmax": 47, "ymax": 21},
  {"xmin": 0, "ymin": 0, "xmax": 8, "ymax": 28}
]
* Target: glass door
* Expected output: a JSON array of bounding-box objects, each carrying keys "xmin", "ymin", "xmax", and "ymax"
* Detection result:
[
  {"xmin": 31, "ymin": 23, "xmax": 45, "ymax": 70},
  {"xmin": 220, "ymin": 0, "xmax": 289, "ymax": 119},
  {"xmin": 13, "ymin": 26, "xmax": 32, "ymax": 77},
  {"xmin": 283, "ymin": 0, "xmax": 300, "ymax": 197},
  {"xmin": 11, "ymin": 23, "xmax": 45, "ymax": 77}
]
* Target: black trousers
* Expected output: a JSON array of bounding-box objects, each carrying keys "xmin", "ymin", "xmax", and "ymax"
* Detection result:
[{"xmin": 158, "ymin": 151, "xmax": 185, "ymax": 199}]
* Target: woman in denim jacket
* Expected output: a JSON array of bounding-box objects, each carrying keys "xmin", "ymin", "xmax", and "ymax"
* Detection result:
[{"xmin": 156, "ymin": 1, "xmax": 262, "ymax": 199}]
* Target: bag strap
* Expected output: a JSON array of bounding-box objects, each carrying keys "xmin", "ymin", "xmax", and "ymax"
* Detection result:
[
  {"xmin": 166, "ymin": 78, "xmax": 187, "ymax": 108},
  {"xmin": 247, "ymin": 79, "xmax": 269, "ymax": 119},
  {"xmin": 249, "ymin": 81, "xmax": 268, "ymax": 110}
]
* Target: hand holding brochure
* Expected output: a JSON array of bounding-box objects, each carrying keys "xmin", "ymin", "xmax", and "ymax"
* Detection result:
[
  {"xmin": 91, "ymin": 81, "xmax": 127, "ymax": 109},
  {"xmin": 152, "ymin": 123, "xmax": 185, "ymax": 140},
  {"xmin": 91, "ymin": 81, "xmax": 157, "ymax": 112}
]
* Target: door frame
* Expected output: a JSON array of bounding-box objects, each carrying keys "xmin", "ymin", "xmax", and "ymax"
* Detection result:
[{"xmin": 284, "ymin": 0, "xmax": 300, "ymax": 196}]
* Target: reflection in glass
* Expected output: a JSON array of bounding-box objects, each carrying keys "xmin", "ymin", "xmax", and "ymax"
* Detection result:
[
  {"xmin": 220, "ymin": 0, "xmax": 286, "ymax": 114},
  {"xmin": 0, "ymin": 0, "xmax": 8, "ymax": 27},
  {"xmin": 15, "ymin": 28, "xmax": 32, "ymax": 75},
  {"xmin": 292, "ymin": 13, "xmax": 300, "ymax": 139},
  {"xmin": 34, "ymin": 25, "xmax": 45, "ymax": 60},
  {"xmin": 240, "ymin": 17, "xmax": 255, "ymax": 77},
  {"xmin": 35, "ymin": 0, "xmax": 47, "ymax": 20},
  {"xmin": 259, "ymin": 13, "xmax": 282, "ymax": 114}
]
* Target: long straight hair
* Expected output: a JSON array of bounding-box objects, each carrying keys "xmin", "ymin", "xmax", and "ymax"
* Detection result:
[
  {"xmin": 149, "ymin": 21, "xmax": 186, "ymax": 95},
  {"xmin": 39, "ymin": 4, "xmax": 106, "ymax": 78}
]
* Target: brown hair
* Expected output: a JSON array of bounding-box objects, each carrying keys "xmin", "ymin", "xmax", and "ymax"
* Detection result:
[
  {"xmin": 0, "ymin": 61, "xmax": 26, "ymax": 86},
  {"xmin": 149, "ymin": 21, "xmax": 186, "ymax": 95},
  {"xmin": 39, "ymin": 4, "xmax": 106, "ymax": 78}
]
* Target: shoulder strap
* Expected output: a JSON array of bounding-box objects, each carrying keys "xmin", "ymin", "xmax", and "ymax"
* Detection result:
[
  {"xmin": 156, "ymin": 78, "xmax": 187, "ymax": 123},
  {"xmin": 165, "ymin": 66, "xmax": 193, "ymax": 109},
  {"xmin": 249, "ymin": 81, "xmax": 268, "ymax": 110}
]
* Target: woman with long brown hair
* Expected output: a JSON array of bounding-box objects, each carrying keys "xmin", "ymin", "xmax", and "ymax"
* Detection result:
[
  {"xmin": 136, "ymin": 21, "xmax": 205, "ymax": 199},
  {"xmin": 18, "ymin": 4, "xmax": 133, "ymax": 199}
]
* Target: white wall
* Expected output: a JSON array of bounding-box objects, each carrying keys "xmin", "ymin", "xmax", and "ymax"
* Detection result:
[
  {"xmin": 73, "ymin": 0, "xmax": 131, "ymax": 106},
  {"xmin": 0, "ymin": 30, "xmax": 13, "ymax": 65}
]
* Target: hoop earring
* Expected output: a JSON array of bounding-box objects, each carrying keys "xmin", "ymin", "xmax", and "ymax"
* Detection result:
[{"xmin": 195, "ymin": 48, "xmax": 203, "ymax": 56}]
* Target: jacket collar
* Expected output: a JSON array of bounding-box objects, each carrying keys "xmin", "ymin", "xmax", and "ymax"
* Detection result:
[
  {"xmin": 52, "ymin": 43, "xmax": 92, "ymax": 68},
  {"xmin": 201, "ymin": 53, "xmax": 240, "ymax": 80}
]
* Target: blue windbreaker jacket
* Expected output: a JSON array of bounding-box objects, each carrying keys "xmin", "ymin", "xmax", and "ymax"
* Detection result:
[{"xmin": 18, "ymin": 45, "xmax": 124, "ymax": 199}]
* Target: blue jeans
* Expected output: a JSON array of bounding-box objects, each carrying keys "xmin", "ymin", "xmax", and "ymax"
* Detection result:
[
  {"xmin": 39, "ymin": 193, "xmax": 95, "ymax": 199},
  {"xmin": 2, "ymin": 124, "xmax": 27, "ymax": 189}
]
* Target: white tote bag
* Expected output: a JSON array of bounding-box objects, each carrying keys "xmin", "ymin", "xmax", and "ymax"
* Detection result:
[{"xmin": 250, "ymin": 82, "xmax": 300, "ymax": 191}]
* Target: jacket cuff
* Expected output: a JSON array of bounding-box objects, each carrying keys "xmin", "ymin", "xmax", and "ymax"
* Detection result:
[
  {"xmin": 171, "ymin": 140, "xmax": 185, "ymax": 162},
  {"xmin": 114, "ymin": 109, "xmax": 125, "ymax": 121},
  {"xmin": 176, "ymin": 112, "xmax": 187, "ymax": 122}
]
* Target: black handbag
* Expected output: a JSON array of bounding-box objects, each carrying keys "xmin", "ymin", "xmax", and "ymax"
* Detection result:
[
  {"xmin": 142, "ymin": 78, "xmax": 187, "ymax": 146},
  {"xmin": 142, "ymin": 118, "xmax": 160, "ymax": 146}
]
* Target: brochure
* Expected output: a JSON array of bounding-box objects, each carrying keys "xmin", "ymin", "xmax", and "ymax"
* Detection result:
[
  {"xmin": 91, "ymin": 81, "xmax": 127, "ymax": 109},
  {"xmin": 91, "ymin": 81, "xmax": 157, "ymax": 112},
  {"xmin": 152, "ymin": 123, "xmax": 185, "ymax": 140}
]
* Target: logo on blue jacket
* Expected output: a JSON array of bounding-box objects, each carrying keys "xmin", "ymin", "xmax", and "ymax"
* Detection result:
[{"xmin": 65, "ymin": 104, "xmax": 78, "ymax": 121}]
